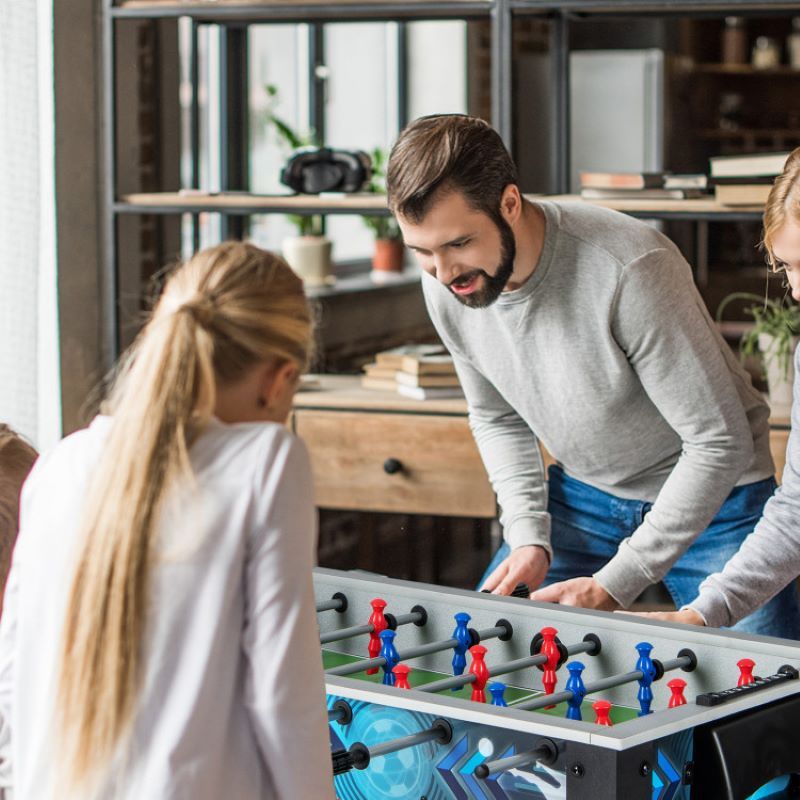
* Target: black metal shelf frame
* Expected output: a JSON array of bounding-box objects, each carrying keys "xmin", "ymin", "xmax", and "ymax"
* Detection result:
[{"xmin": 101, "ymin": 0, "xmax": 791, "ymax": 365}]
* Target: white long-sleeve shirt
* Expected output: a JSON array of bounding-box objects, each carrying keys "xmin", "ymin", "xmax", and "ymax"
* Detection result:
[
  {"xmin": 690, "ymin": 345, "xmax": 800, "ymax": 628},
  {"xmin": 0, "ymin": 415, "xmax": 335, "ymax": 800}
]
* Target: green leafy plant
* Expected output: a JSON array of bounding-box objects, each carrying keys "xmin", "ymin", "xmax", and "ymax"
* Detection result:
[
  {"xmin": 717, "ymin": 292, "xmax": 800, "ymax": 380},
  {"xmin": 263, "ymin": 84, "xmax": 322, "ymax": 237},
  {"xmin": 362, "ymin": 146, "xmax": 401, "ymax": 241}
]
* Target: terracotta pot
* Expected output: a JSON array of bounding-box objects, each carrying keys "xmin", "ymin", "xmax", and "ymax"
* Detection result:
[{"xmin": 372, "ymin": 238, "xmax": 405, "ymax": 272}]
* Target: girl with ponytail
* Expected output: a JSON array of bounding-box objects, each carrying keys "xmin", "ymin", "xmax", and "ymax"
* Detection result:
[{"xmin": 0, "ymin": 242, "xmax": 336, "ymax": 800}]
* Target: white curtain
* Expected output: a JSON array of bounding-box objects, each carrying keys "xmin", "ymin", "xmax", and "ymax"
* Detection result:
[{"xmin": 0, "ymin": 0, "xmax": 61, "ymax": 450}]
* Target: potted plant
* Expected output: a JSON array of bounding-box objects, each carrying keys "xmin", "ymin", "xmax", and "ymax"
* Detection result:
[
  {"xmin": 363, "ymin": 146, "xmax": 405, "ymax": 279},
  {"xmin": 264, "ymin": 85, "xmax": 332, "ymax": 287},
  {"xmin": 717, "ymin": 292, "xmax": 800, "ymax": 417}
]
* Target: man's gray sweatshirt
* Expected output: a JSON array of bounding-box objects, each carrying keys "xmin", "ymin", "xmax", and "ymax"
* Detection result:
[
  {"xmin": 422, "ymin": 201, "xmax": 773, "ymax": 608},
  {"xmin": 690, "ymin": 346, "xmax": 800, "ymax": 628}
]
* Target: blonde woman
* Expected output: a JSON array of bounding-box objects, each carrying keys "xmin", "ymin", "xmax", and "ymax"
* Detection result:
[
  {"xmin": 0, "ymin": 243, "xmax": 335, "ymax": 799},
  {"xmin": 635, "ymin": 147, "xmax": 800, "ymax": 630},
  {"xmin": 0, "ymin": 425, "xmax": 37, "ymax": 615}
]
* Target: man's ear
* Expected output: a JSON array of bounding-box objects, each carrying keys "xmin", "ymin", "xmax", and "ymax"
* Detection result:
[
  {"xmin": 499, "ymin": 184, "xmax": 522, "ymax": 225},
  {"xmin": 261, "ymin": 360, "xmax": 299, "ymax": 408}
]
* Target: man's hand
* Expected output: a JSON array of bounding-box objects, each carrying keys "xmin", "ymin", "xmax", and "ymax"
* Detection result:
[
  {"xmin": 480, "ymin": 545, "xmax": 550, "ymax": 596},
  {"xmin": 619, "ymin": 608, "xmax": 706, "ymax": 626},
  {"xmin": 530, "ymin": 577, "xmax": 619, "ymax": 611}
]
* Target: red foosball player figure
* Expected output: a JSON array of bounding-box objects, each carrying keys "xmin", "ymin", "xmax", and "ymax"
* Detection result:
[
  {"xmin": 593, "ymin": 699, "xmax": 613, "ymax": 726},
  {"xmin": 540, "ymin": 627, "xmax": 560, "ymax": 708},
  {"xmin": 737, "ymin": 657, "xmax": 755, "ymax": 687},
  {"xmin": 667, "ymin": 678, "xmax": 687, "ymax": 708},
  {"xmin": 366, "ymin": 598, "xmax": 388, "ymax": 675},
  {"xmin": 393, "ymin": 663, "xmax": 412, "ymax": 690},
  {"xmin": 469, "ymin": 645, "xmax": 490, "ymax": 703}
]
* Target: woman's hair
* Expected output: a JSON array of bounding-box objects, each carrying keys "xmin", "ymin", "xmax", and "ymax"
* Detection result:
[
  {"xmin": 762, "ymin": 147, "xmax": 800, "ymax": 268},
  {"xmin": 386, "ymin": 114, "xmax": 518, "ymax": 226},
  {"xmin": 0, "ymin": 424, "xmax": 38, "ymax": 607},
  {"xmin": 58, "ymin": 242, "xmax": 312, "ymax": 790}
]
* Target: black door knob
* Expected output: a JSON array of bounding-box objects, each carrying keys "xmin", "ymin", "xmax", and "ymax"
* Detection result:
[{"xmin": 383, "ymin": 457, "xmax": 403, "ymax": 475}]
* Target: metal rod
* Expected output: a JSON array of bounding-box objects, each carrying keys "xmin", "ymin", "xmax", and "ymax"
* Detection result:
[
  {"xmin": 326, "ymin": 623, "xmax": 507, "ymax": 677},
  {"xmin": 100, "ymin": 1, "xmax": 119, "ymax": 366},
  {"xmin": 368, "ymin": 726, "xmax": 443, "ymax": 759},
  {"xmin": 490, "ymin": 0, "xmax": 512, "ymax": 149},
  {"xmin": 418, "ymin": 671, "xmax": 477, "ymax": 693},
  {"xmin": 475, "ymin": 744, "xmax": 553, "ymax": 778},
  {"xmin": 320, "ymin": 622, "xmax": 372, "ymax": 645},
  {"xmin": 418, "ymin": 635, "xmax": 598, "ymax": 694},
  {"xmin": 550, "ymin": 10, "xmax": 570, "ymax": 193},
  {"xmin": 512, "ymin": 669, "xmax": 643, "ymax": 712},
  {"xmin": 316, "ymin": 592, "xmax": 347, "ymax": 613}
]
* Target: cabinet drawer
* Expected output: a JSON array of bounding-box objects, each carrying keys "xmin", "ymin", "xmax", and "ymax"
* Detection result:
[{"xmin": 294, "ymin": 410, "xmax": 496, "ymax": 517}]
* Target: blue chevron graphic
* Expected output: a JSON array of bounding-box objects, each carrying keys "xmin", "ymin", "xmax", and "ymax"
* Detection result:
[
  {"xmin": 486, "ymin": 745, "xmax": 515, "ymax": 782},
  {"xmin": 654, "ymin": 749, "xmax": 681, "ymax": 800},
  {"xmin": 460, "ymin": 750, "xmax": 491, "ymax": 800},
  {"xmin": 437, "ymin": 734, "xmax": 469, "ymax": 799},
  {"xmin": 483, "ymin": 745, "xmax": 515, "ymax": 800}
]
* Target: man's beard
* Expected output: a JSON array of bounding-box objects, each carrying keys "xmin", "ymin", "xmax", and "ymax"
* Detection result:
[{"xmin": 448, "ymin": 217, "xmax": 516, "ymax": 309}]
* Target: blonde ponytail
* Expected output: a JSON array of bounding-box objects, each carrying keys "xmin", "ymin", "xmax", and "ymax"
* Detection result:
[{"xmin": 57, "ymin": 242, "xmax": 312, "ymax": 791}]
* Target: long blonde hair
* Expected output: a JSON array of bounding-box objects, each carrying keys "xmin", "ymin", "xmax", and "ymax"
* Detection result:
[
  {"xmin": 57, "ymin": 242, "xmax": 312, "ymax": 791},
  {"xmin": 762, "ymin": 147, "xmax": 800, "ymax": 268}
]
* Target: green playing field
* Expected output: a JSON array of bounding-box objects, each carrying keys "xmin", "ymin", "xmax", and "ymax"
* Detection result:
[{"xmin": 323, "ymin": 649, "xmax": 640, "ymax": 724}]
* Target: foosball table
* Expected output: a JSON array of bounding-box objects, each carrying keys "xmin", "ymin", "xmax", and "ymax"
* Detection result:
[{"xmin": 315, "ymin": 567, "xmax": 800, "ymax": 800}]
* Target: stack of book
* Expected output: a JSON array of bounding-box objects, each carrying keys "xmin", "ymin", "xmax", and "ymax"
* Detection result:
[
  {"xmin": 578, "ymin": 171, "xmax": 708, "ymax": 200},
  {"xmin": 709, "ymin": 151, "xmax": 790, "ymax": 206},
  {"xmin": 360, "ymin": 344, "xmax": 464, "ymax": 400}
]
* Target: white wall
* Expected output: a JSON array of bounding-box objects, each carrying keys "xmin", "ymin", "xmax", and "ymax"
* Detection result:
[{"xmin": 0, "ymin": 0, "xmax": 61, "ymax": 449}]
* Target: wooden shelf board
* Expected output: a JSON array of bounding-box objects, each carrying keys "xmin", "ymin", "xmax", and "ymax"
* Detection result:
[
  {"xmin": 691, "ymin": 63, "xmax": 800, "ymax": 76},
  {"xmin": 543, "ymin": 193, "xmax": 764, "ymax": 215},
  {"xmin": 118, "ymin": 191, "xmax": 767, "ymax": 218},
  {"xmin": 117, "ymin": 191, "xmax": 390, "ymax": 215},
  {"xmin": 696, "ymin": 128, "xmax": 800, "ymax": 140}
]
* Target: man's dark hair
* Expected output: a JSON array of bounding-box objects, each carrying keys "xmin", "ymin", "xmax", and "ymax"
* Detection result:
[{"xmin": 386, "ymin": 114, "xmax": 519, "ymax": 225}]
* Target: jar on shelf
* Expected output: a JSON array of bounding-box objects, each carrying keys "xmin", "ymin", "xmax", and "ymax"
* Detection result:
[
  {"xmin": 752, "ymin": 36, "xmax": 781, "ymax": 69},
  {"xmin": 789, "ymin": 18, "xmax": 800, "ymax": 70},
  {"xmin": 722, "ymin": 17, "xmax": 747, "ymax": 65}
]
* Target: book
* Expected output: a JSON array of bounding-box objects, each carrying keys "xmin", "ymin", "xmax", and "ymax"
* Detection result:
[
  {"xmin": 396, "ymin": 384, "xmax": 465, "ymax": 401},
  {"xmin": 361, "ymin": 375, "xmax": 400, "ymax": 392},
  {"xmin": 714, "ymin": 183, "xmax": 772, "ymax": 206},
  {"xmin": 709, "ymin": 151, "xmax": 790, "ymax": 179},
  {"xmin": 395, "ymin": 371, "xmax": 461, "ymax": 389},
  {"xmin": 399, "ymin": 354, "xmax": 456, "ymax": 376},
  {"xmin": 663, "ymin": 174, "xmax": 708, "ymax": 190},
  {"xmin": 362, "ymin": 362, "xmax": 398, "ymax": 380},
  {"xmin": 579, "ymin": 171, "xmax": 665, "ymax": 190},
  {"xmin": 374, "ymin": 343, "xmax": 446, "ymax": 370},
  {"xmin": 580, "ymin": 187, "xmax": 705, "ymax": 200},
  {"xmin": 709, "ymin": 175, "xmax": 776, "ymax": 186}
]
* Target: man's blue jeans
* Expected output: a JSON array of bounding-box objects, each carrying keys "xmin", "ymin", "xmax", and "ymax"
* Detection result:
[{"xmin": 480, "ymin": 465, "xmax": 800, "ymax": 640}]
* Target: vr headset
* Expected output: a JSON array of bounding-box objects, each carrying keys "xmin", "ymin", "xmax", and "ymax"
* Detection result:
[{"xmin": 280, "ymin": 147, "xmax": 372, "ymax": 194}]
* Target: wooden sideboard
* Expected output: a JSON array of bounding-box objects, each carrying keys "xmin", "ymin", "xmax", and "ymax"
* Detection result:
[
  {"xmin": 292, "ymin": 376, "xmax": 496, "ymax": 518},
  {"xmin": 293, "ymin": 376, "xmax": 793, "ymax": 518}
]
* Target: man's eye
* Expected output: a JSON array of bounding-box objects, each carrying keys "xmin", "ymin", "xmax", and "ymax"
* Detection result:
[{"xmin": 451, "ymin": 240, "xmax": 469, "ymax": 249}]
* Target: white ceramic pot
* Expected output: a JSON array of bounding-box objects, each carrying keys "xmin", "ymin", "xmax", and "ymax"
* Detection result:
[
  {"xmin": 758, "ymin": 333, "xmax": 798, "ymax": 418},
  {"xmin": 282, "ymin": 235, "xmax": 333, "ymax": 288}
]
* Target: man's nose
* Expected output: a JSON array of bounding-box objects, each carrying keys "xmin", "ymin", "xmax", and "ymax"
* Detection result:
[{"xmin": 433, "ymin": 253, "xmax": 456, "ymax": 284}]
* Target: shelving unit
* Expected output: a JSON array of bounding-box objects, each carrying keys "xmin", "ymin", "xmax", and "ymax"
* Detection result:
[{"xmin": 101, "ymin": 0, "xmax": 799, "ymax": 369}]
